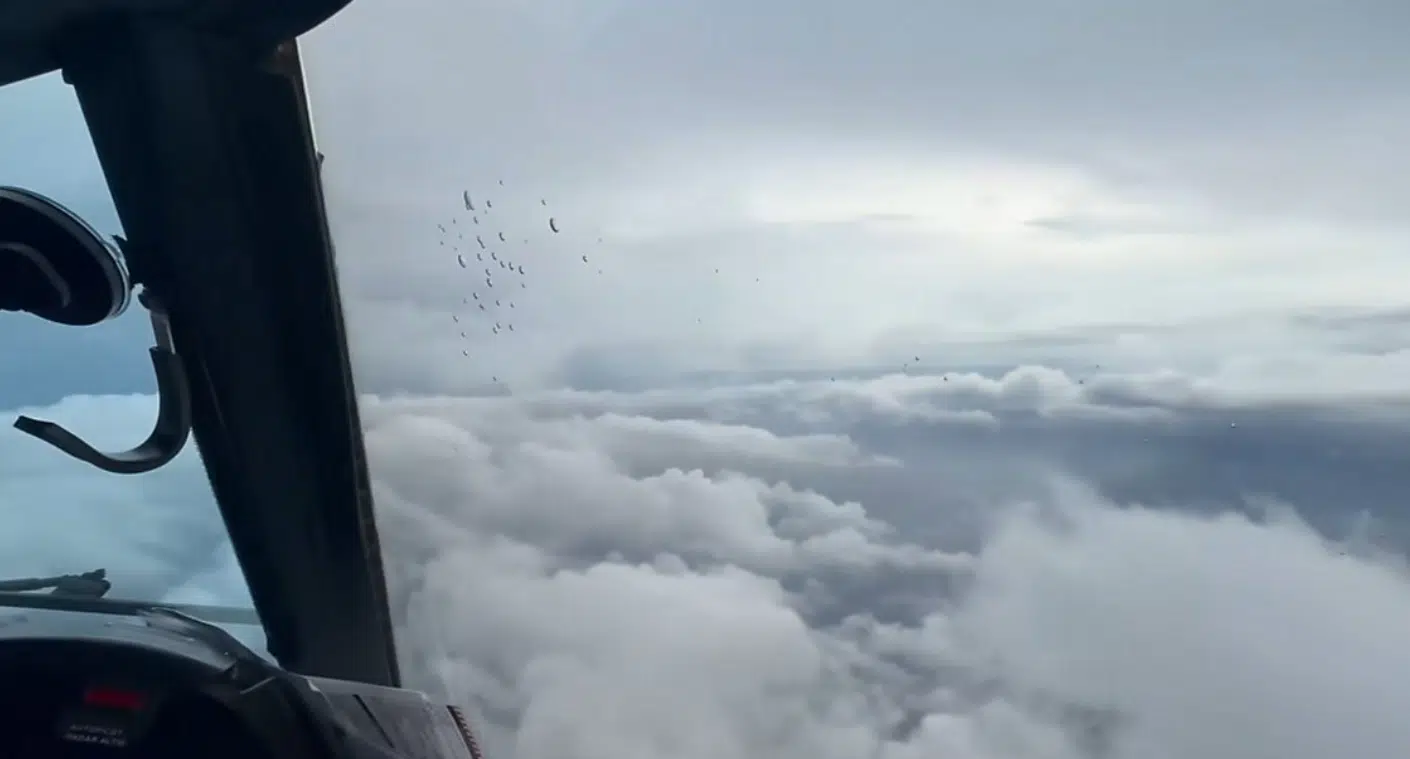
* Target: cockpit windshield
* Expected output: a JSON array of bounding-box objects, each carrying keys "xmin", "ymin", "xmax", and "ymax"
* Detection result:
[
  {"xmin": 0, "ymin": 73, "xmax": 261, "ymax": 648},
  {"xmin": 302, "ymin": 1, "xmax": 1410, "ymax": 757}
]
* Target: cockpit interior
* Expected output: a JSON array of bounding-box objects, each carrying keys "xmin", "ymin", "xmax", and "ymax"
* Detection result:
[{"xmin": 0, "ymin": 1, "xmax": 476, "ymax": 757}]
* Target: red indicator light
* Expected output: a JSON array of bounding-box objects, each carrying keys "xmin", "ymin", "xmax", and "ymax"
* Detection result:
[{"xmin": 83, "ymin": 686, "xmax": 147, "ymax": 711}]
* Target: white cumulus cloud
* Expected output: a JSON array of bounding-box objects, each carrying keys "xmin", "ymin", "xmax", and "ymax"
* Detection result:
[{"xmin": 6, "ymin": 362, "xmax": 1408, "ymax": 758}]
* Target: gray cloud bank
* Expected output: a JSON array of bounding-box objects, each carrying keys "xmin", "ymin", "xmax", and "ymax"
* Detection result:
[{"xmin": 6, "ymin": 347, "xmax": 1410, "ymax": 758}]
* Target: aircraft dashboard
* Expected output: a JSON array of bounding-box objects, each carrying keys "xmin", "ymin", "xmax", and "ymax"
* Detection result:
[
  {"xmin": 0, "ymin": 607, "xmax": 484, "ymax": 759},
  {"xmin": 0, "ymin": 649, "xmax": 265, "ymax": 759}
]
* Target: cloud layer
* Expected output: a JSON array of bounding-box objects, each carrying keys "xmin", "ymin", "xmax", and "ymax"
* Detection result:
[{"xmin": 7, "ymin": 352, "xmax": 1410, "ymax": 758}]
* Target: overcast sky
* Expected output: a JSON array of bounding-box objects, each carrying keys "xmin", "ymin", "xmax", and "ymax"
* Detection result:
[{"xmin": 3, "ymin": 0, "xmax": 1410, "ymax": 757}]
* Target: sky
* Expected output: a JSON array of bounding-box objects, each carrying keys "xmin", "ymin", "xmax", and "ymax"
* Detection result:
[{"xmin": 3, "ymin": 0, "xmax": 1410, "ymax": 757}]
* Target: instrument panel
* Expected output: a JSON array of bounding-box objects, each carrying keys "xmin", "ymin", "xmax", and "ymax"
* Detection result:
[
  {"xmin": 0, "ymin": 649, "xmax": 265, "ymax": 759},
  {"xmin": 0, "ymin": 608, "xmax": 486, "ymax": 759}
]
